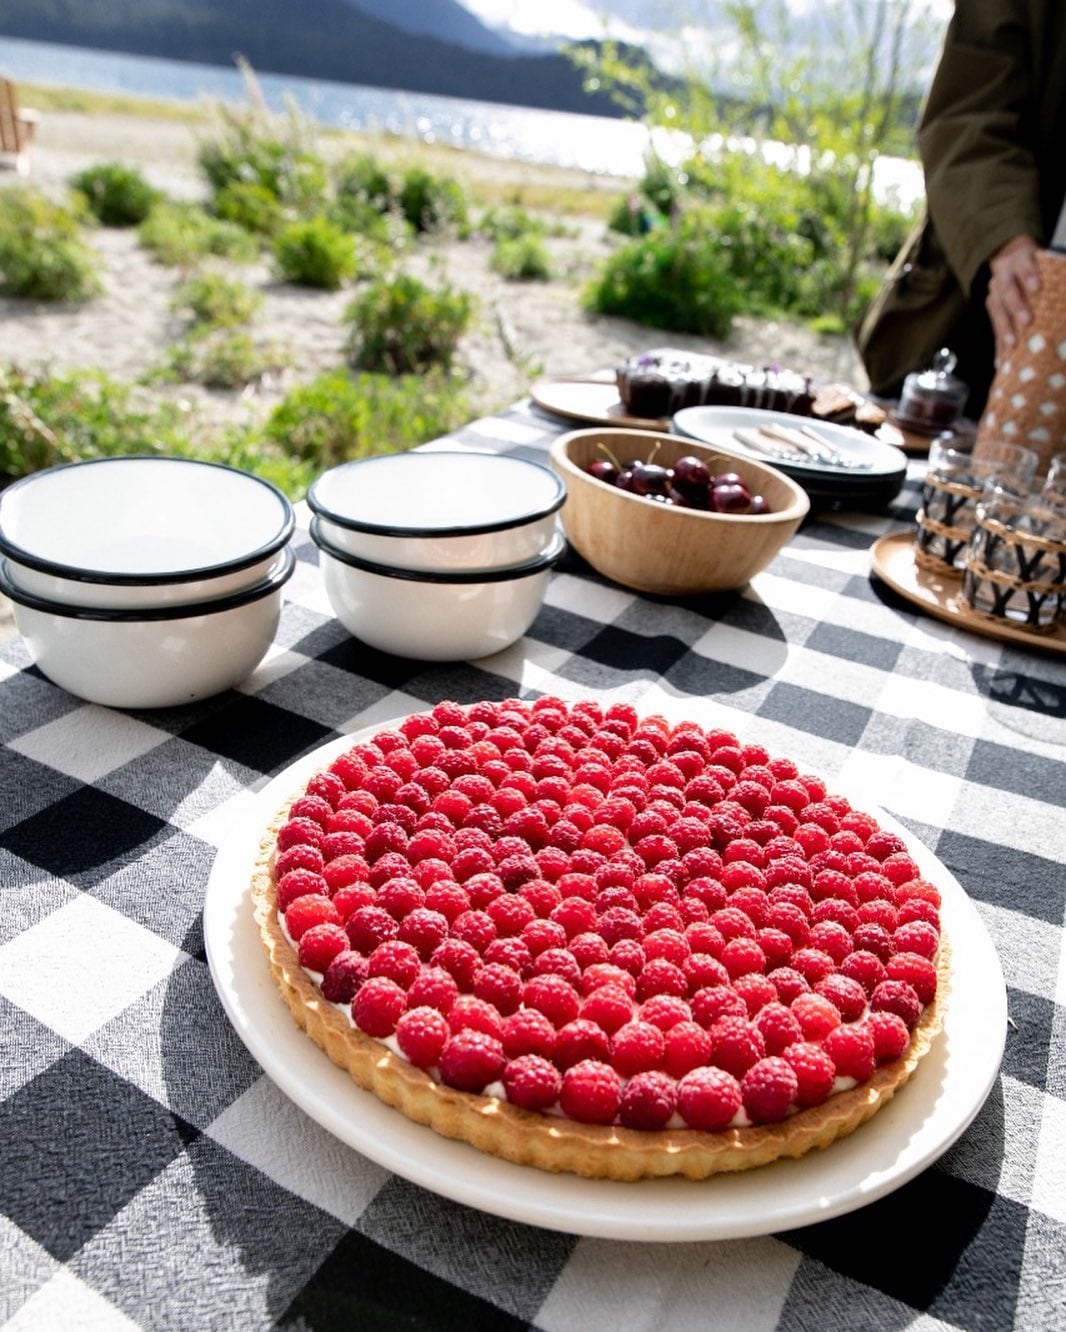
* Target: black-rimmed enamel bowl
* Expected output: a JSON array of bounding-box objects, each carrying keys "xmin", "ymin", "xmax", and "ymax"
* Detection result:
[
  {"xmin": 310, "ymin": 516, "xmax": 563, "ymax": 661},
  {"xmin": 0, "ymin": 547, "xmax": 294, "ymax": 708},
  {"xmin": 0, "ymin": 456, "xmax": 295, "ymax": 608},
  {"xmin": 307, "ymin": 451, "xmax": 565, "ymax": 572}
]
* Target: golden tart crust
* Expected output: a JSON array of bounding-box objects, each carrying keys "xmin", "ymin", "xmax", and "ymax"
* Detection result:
[{"xmin": 252, "ymin": 770, "xmax": 948, "ymax": 1183}]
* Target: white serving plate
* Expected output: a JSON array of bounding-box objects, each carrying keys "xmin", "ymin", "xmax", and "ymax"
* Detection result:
[{"xmin": 204, "ymin": 728, "xmax": 1006, "ymax": 1242}]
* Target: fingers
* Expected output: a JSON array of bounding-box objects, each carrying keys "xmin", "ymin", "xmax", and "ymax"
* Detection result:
[{"xmin": 987, "ymin": 234, "xmax": 1041, "ymax": 361}]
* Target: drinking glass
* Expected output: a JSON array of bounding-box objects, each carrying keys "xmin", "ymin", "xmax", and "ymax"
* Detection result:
[
  {"xmin": 915, "ymin": 438, "xmax": 1039, "ymax": 573},
  {"xmin": 1041, "ymin": 452, "xmax": 1066, "ymax": 513},
  {"xmin": 960, "ymin": 483, "xmax": 1066, "ymax": 629}
]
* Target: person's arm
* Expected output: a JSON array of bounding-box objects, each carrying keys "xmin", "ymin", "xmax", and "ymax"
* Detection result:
[
  {"xmin": 986, "ymin": 232, "xmax": 1041, "ymax": 356},
  {"xmin": 917, "ymin": 0, "xmax": 1044, "ymax": 328}
]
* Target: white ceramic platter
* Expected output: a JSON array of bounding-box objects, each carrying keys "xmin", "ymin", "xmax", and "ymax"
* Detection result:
[{"xmin": 204, "ymin": 729, "xmax": 1006, "ymax": 1242}]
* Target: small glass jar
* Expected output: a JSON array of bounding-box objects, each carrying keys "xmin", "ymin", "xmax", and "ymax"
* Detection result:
[
  {"xmin": 960, "ymin": 483, "xmax": 1066, "ymax": 629},
  {"xmin": 897, "ymin": 348, "xmax": 969, "ymax": 433}
]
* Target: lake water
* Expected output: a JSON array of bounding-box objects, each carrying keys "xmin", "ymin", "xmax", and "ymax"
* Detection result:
[{"xmin": 1, "ymin": 35, "xmax": 923, "ymax": 205}]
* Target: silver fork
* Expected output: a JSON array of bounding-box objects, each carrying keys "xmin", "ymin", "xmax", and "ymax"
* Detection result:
[{"xmin": 732, "ymin": 424, "xmax": 872, "ymax": 470}]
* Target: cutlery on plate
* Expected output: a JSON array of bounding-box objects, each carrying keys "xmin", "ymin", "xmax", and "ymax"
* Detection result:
[{"xmin": 732, "ymin": 424, "xmax": 873, "ymax": 470}]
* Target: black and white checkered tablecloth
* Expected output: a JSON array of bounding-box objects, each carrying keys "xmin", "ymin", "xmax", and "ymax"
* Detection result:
[{"xmin": 2, "ymin": 398, "xmax": 1064, "ymax": 1331}]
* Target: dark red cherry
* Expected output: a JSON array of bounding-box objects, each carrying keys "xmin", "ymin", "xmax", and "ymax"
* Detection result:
[
  {"xmin": 587, "ymin": 459, "xmax": 619, "ymax": 486},
  {"xmin": 628, "ymin": 461, "xmax": 672, "ymax": 496},
  {"xmin": 672, "ymin": 455, "xmax": 712, "ymax": 496},
  {"xmin": 711, "ymin": 482, "xmax": 752, "ymax": 513}
]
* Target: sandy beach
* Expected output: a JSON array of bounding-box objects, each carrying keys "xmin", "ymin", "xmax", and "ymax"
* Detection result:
[{"xmin": 0, "ymin": 104, "xmax": 869, "ymax": 643}]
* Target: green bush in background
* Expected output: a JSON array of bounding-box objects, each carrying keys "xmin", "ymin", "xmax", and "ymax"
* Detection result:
[
  {"xmin": 345, "ymin": 272, "xmax": 474, "ymax": 374},
  {"xmin": 398, "ymin": 166, "xmax": 468, "ymax": 234},
  {"xmin": 0, "ymin": 189, "xmax": 101, "ymax": 302},
  {"xmin": 69, "ymin": 161, "xmax": 159, "ymax": 226},
  {"xmin": 171, "ymin": 271, "xmax": 263, "ymax": 329},
  {"xmin": 491, "ymin": 234, "xmax": 553, "ymax": 281},
  {"xmin": 273, "ymin": 217, "xmax": 359, "ymax": 289},
  {"xmin": 138, "ymin": 200, "xmax": 261, "ymax": 267}
]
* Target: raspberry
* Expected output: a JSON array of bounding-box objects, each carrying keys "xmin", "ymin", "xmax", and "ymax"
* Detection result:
[
  {"xmin": 676, "ymin": 1066, "xmax": 743, "ymax": 1130},
  {"xmin": 808, "ymin": 920, "xmax": 854, "ymax": 965},
  {"xmin": 757, "ymin": 928, "xmax": 794, "ymax": 970},
  {"xmin": 865, "ymin": 1009, "xmax": 910, "ymax": 1062},
  {"xmin": 579, "ymin": 984, "xmax": 634, "ymax": 1035},
  {"xmin": 503, "ymin": 1054, "xmax": 562, "ymax": 1111},
  {"xmin": 569, "ymin": 931, "xmax": 610, "ymax": 970},
  {"xmin": 396, "ymin": 907, "xmax": 450, "ymax": 960},
  {"xmin": 555, "ymin": 1018, "xmax": 613, "ymax": 1069},
  {"xmin": 559, "ymin": 1059, "xmax": 622, "ymax": 1125},
  {"xmin": 297, "ymin": 922, "xmax": 350, "ymax": 972},
  {"xmin": 892, "ymin": 920, "xmax": 939, "ymax": 960},
  {"xmin": 710, "ymin": 1016, "xmax": 766, "ymax": 1079},
  {"xmin": 619, "ymin": 1070, "xmax": 678, "ymax": 1130},
  {"xmin": 815, "ymin": 974, "xmax": 868, "ymax": 1023},
  {"xmin": 345, "ymin": 904, "xmax": 399, "ymax": 954},
  {"xmin": 870, "ymin": 979, "xmax": 922, "ymax": 1028},
  {"xmin": 791, "ymin": 947, "xmax": 836, "ymax": 986},
  {"xmin": 285, "ymin": 894, "xmax": 341, "ymax": 941},
  {"xmin": 275, "ymin": 843, "xmax": 326, "ymax": 878},
  {"xmin": 429, "ymin": 937, "xmax": 481, "ymax": 990},
  {"xmin": 885, "ymin": 952, "xmax": 938, "ymax": 1005},
  {"xmin": 664, "ymin": 1020, "xmax": 712, "ymax": 1077},
  {"xmin": 636, "ymin": 957, "xmax": 688, "ymax": 1001},
  {"xmin": 720, "ymin": 936, "xmax": 766, "ymax": 980},
  {"xmin": 501, "ymin": 1007, "xmax": 557, "ymax": 1060},
  {"xmin": 320, "ymin": 949, "xmax": 369, "ymax": 1002},
  {"xmin": 395, "ymin": 1006, "xmax": 450, "ymax": 1068},
  {"xmin": 741, "ymin": 1056, "xmax": 799, "ymax": 1124},
  {"xmin": 639, "ymin": 993, "xmax": 691, "ymax": 1031},
  {"xmin": 782, "ymin": 1041, "xmax": 836, "ymax": 1106},
  {"xmin": 791, "ymin": 991, "xmax": 842, "ymax": 1040},
  {"xmin": 352, "ymin": 976, "xmax": 407, "ymax": 1037},
  {"xmin": 523, "ymin": 973, "xmax": 581, "ymax": 1028},
  {"xmin": 755, "ymin": 1002, "xmax": 804, "ymax": 1055},
  {"xmin": 839, "ymin": 949, "xmax": 887, "ymax": 996},
  {"xmin": 823, "ymin": 1022, "xmax": 876, "ymax": 1082},
  {"xmin": 767, "ymin": 966, "xmax": 811, "ymax": 1006},
  {"xmin": 276, "ymin": 816, "xmax": 326, "ymax": 853},
  {"xmin": 405, "ymin": 965, "xmax": 458, "ymax": 1013},
  {"xmin": 367, "ymin": 939, "xmax": 421, "ymax": 988},
  {"xmin": 448, "ymin": 994, "xmax": 504, "ymax": 1039},
  {"xmin": 733, "ymin": 973, "xmax": 777, "ymax": 1017},
  {"xmin": 452, "ymin": 909, "xmax": 497, "ymax": 954},
  {"xmin": 610, "ymin": 1019, "xmax": 666, "ymax": 1076},
  {"xmin": 438, "ymin": 1030, "xmax": 506, "ymax": 1092},
  {"xmin": 277, "ymin": 868, "xmax": 329, "ymax": 912},
  {"xmin": 691, "ymin": 985, "xmax": 747, "ymax": 1028}
]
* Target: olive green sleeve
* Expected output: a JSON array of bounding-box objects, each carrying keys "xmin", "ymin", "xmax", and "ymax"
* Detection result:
[{"xmin": 917, "ymin": 0, "xmax": 1045, "ymax": 294}]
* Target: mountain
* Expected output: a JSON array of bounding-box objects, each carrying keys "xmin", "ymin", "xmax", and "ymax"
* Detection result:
[
  {"xmin": 0, "ymin": 0, "xmax": 630, "ymax": 115},
  {"xmin": 340, "ymin": 0, "xmax": 517, "ymax": 57}
]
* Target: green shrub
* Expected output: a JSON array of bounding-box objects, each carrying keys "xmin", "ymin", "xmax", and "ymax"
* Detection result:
[
  {"xmin": 273, "ymin": 217, "xmax": 359, "ymax": 289},
  {"xmin": 345, "ymin": 273, "xmax": 473, "ymax": 374},
  {"xmin": 334, "ymin": 151, "xmax": 395, "ymax": 214},
  {"xmin": 478, "ymin": 206, "xmax": 547, "ymax": 243},
  {"xmin": 198, "ymin": 104, "xmax": 329, "ymax": 220},
  {"xmin": 260, "ymin": 367, "xmax": 471, "ymax": 470},
  {"xmin": 585, "ymin": 208, "xmax": 741, "ymax": 338},
  {"xmin": 138, "ymin": 201, "xmax": 260, "ymax": 266},
  {"xmin": 213, "ymin": 180, "xmax": 286, "ymax": 236},
  {"xmin": 0, "ymin": 364, "xmax": 184, "ymax": 484},
  {"xmin": 160, "ymin": 329, "xmax": 288, "ymax": 390},
  {"xmin": 69, "ymin": 161, "xmax": 159, "ymax": 226},
  {"xmin": 0, "ymin": 189, "xmax": 101, "ymax": 302},
  {"xmin": 171, "ymin": 272, "xmax": 262, "ymax": 329},
  {"xmin": 491, "ymin": 234, "xmax": 552, "ymax": 281},
  {"xmin": 398, "ymin": 166, "xmax": 467, "ymax": 234}
]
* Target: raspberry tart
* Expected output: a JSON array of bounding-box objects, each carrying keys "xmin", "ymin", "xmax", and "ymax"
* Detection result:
[{"xmin": 252, "ymin": 698, "xmax": 947, "ymax": 1181}]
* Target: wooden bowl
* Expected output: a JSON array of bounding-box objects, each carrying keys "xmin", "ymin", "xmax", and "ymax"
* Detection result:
[{"xmin": 549, "ymin": 427, "xmax": 810, "ymax": 595}]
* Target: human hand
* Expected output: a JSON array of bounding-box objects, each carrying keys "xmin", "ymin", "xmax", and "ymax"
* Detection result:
[{"xmin": 986, "ymin": 234, "xmax": 1041, "ymax": 361}]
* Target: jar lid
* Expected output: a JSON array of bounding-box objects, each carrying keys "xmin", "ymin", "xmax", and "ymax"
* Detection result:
[{"xmin": 905, "ymin": 347, "xmax": 967, "ymax": 401}]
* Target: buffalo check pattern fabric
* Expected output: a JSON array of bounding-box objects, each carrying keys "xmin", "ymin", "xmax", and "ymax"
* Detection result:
[{"xmin": 2, "ymin": 397, "xmax": 1065, "ymax": 1332}]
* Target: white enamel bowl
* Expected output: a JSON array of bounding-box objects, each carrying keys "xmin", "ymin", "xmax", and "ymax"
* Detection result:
[
  {"xmin": 0, "ymin": 455, "xmax": 294, "ymax": 609},
  {"xmin": 311, "ymin": 517, "xmax": 563, "ymax": 661},
  {"xmin": 306, "ymin": 451, "xmax": 565, "ymax": 573},
  {"xmin": 0, "ymin": 548, "xmax": 295, "ymax": 709}
]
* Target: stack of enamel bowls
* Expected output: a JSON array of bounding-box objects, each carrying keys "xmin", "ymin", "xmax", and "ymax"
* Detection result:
[
  {"xmin": 0, "ymin": 456, "xmax": 295, "ymax": 708},
  {"xmin": 308, "ymin": 450, "xmax": 566, "ymax": 660}
]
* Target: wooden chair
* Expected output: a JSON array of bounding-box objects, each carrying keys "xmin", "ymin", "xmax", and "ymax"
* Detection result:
[{"xmin": 0, "ymin": 78, "xmax": 38, "ymax": 175}]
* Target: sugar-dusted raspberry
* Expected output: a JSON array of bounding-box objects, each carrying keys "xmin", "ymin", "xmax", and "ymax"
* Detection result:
[
  {"xmin": 732, "ymin": 972, "xmax": 777, "ymax": 1018},
  {"xmin": 691, "ymin": 985, "xmax": 747, "ymax": 1029},
  {"xmin": 815, "ymin": 974, "xmax": 868, "ymax": 1023},
  {"xmin": 555, "ymin": 1018, "xmax": 613, "ymax": 1070},
  {"xmin": 892, "ymin": 919, "xmax": 939, "ymax": 960},
  {"xmin": 367, "ymin": 939, "xmax": 421, "ymax": 988},
  {"xmin": 285, "ymin": 894, "xmax": 341, "ymax": 941},
  {"xmin": 741, "ymin": 1056, "xmax": 799, "ymax": 1124},
  {"xmin": 610, "ymin": 1020, "xmax": 666, "ymax": 1076},
  {"xmin": 503, "ymin": 1053, "xmax": 562, "ymax": 1111},
  {"xmin": 791, "ymin": 991, "xmax": 842, "ymax": 1040},
  {"xmin": 709, "ymin": 1016, "xmax": 766, "ymax": 1079},
  {"xmin": 865, "ymin": 1009, "xmax": 910, "ymax": 1063},
  {"xmin": 277, "ymin": 868, "xmax": 329, "ymax": 912},
  {"xmin": 619, "ymin": 1069, "xmax": 678, "ymax": 1130},
  {"xmin": 676, "ymin": 1065, "xmax": 743, "ymax": 1130},
  {"xmin": 297, "ymin": 922, "xmax": 349, "ymax": 973},
  {"xmin": 870, "ymin": 978, "xmax": 922, "ymax": 1028},
  {"xmin": 320, "ymin": 949, "xmax": 369, "ymax": 1003},
  {"xmin": 429, "ymin": 937, "xmax": 481, "ymax": 991},
  {"xmin": 782, "ymin": 1041, "xmax": 836, "ymax": 1106},
  {"xmin": 823, "ymin": 1022, "xmax": 876, "ymax": 1082},
  {"xmin": 754, "ymin": 1001, "xmax": 804, "ymax": 1055},
  {"xmin": 523, "ymin": 973, "xmax": 581, "ymax": 1028},
  {"xmin": 886, "ymin": 952, "xmax": 938, "ymax": 1005},
  {"xmin": 405, "ymin": 965, "xmax": 458, "ymax": 1013},
  {"xmin": 277, "ymin": 816, "xmax": 327, "ymax": 853},
  {"xmin": 352, "ymin": 975, "xmax": 407, "ymax": 1037},
  {"xmin": 791, "ymin": 947, "xmax": 836, "ymax": 986},
  {"xmin": 664, "ymin": 1019, "xmax": 712, "ymax": 1077},
  {"xmin": 438, "ymin": 1029, "xmax": 506, "ymax": 1093},
  {"xmin": 559, "ymin": 1059, "xmax": 623, "ymax": 1125},
  {"xmin": 395, "ymin": 1005, "xmax": 450, "ymax": 1068},
  {"xmin": 579, "ymin": 983, "xmax": 634, "ymax": 1035}
]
